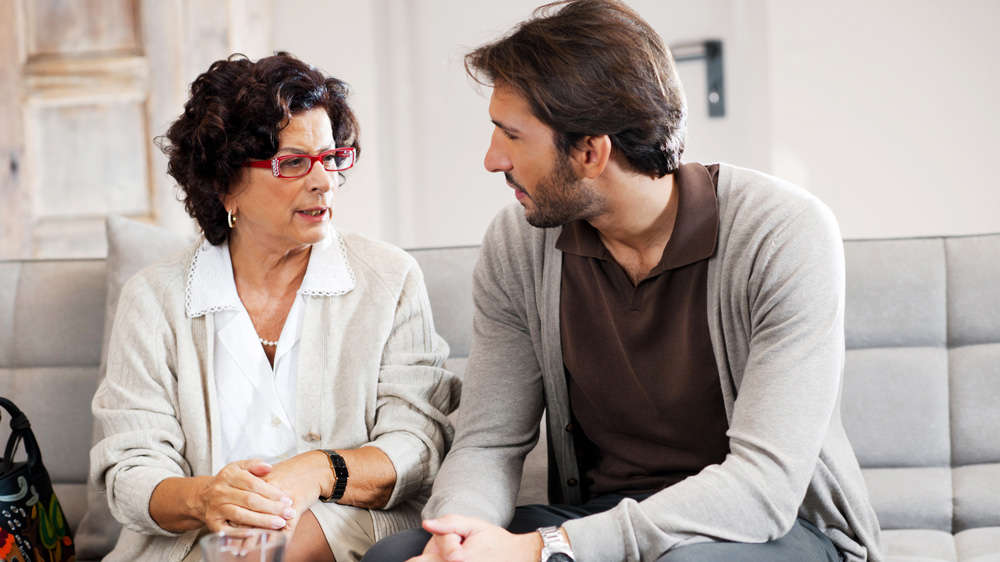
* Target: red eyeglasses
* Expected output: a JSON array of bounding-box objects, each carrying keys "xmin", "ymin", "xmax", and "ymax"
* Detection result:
[{"xmin": 242, "ymin": 147, "xmax": 356, "ymax": 178}]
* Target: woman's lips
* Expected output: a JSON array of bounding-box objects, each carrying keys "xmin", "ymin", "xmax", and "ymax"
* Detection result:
[{"xmin": 296, "ymin": 207, "xmax": 328, "ymax": 222}]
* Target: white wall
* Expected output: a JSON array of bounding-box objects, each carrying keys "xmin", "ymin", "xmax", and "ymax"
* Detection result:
[
  {"xmin": 275, "ymin": 0, "xmax": 1000, "ymax": 248},
  {"xmin": 272, "ymin": 2, "xmax": 388, "ymax": 242},
  {"xmin": 767, "ymin": 0, "xmax": 1000, "ymax": 239}
]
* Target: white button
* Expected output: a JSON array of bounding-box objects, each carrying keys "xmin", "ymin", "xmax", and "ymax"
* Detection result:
[
  {"xmin": 277, "ymin": 454, "xmax": 289, "ymax": 461},
  {"xmin": 271, "ymin": 417, "xmax": 282, "ymax": 427}
]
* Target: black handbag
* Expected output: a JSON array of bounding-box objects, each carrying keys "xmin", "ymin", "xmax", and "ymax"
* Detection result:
[{"xmin": 0, "ymin": 397, "xmax": 74, "ymax": 562}]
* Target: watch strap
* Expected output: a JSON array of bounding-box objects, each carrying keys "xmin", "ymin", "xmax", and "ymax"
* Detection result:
[
  {"xmin": 538, "ymin": 526, "xmax": 574, "ymax": 562},
  {"xmin": 318, "ymin": 450, "xmax": 348, "ymax": 503}
]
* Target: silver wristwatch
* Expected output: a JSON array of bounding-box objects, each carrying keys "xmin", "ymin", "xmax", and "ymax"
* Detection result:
[{"xmin": 538, "ymin": 526, "xmax": 575, "ymax": 562}]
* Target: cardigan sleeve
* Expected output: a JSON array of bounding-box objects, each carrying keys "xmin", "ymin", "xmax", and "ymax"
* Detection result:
[
  {"xmin": 562, "ymin": 198, "xmax": 848, "ymax": 561},
  {"xmin": 421, "ymin": 212, "xmax": 548, "ymax": 525},
  {"xmin": 89, "ymin": 271, "xmax": 189, "ymax": 537},
  {"xmin": 365, "ymin": 260, "xmax": 463, "ymax": 508}
]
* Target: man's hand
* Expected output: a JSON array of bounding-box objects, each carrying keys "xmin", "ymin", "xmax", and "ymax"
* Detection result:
[{"xmin": 407, "ymin": 514, "xmax": 543, "ymax": 562}]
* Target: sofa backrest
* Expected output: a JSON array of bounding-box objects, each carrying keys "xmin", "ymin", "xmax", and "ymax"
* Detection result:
[
  {"xmin": 2, "ymin": 231, "xmax": 999, "ymax": 550},
  {"xmin": 0, "ymin": 258, "xmax": 107, "ymax": 528},
  {"xmin": 841, "ymin": 234, "xmax": 1000, "ymax": 533},
  {"xmin": 406, "ymin": 246, "xmax": 479, "ymax": 381}
]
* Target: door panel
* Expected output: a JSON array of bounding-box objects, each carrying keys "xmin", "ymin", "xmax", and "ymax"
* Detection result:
[
  {"xmin": 0, "ymin": 0, "xmax": 29, "ymax": 259},
  {"xmin": 31, "ymin": 101, "xmax": 151, "ymax": 218},
  {"xmin": 9, "ymin": 0, "xmax": 151, "ymax": 258},
  {"xmin": 1, "ymin": 0, "xmax": 271, "ymax": 259},
  {"xmin": 25, "ymin": 0, "xmax": 139, "ymax": 57}
]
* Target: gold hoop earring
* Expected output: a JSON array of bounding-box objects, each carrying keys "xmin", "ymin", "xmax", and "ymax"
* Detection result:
[{"xmin": 227, "ymin": 208, "xmax": 237, "ymax": 228}]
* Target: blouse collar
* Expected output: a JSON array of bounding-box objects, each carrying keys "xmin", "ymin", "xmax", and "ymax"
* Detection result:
[{"xmin": 186, "ymin": 229, "xmax": 356, "ymax": 318}]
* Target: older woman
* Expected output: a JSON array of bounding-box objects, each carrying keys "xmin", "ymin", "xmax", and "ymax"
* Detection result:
[{"xmin": 90, "ymin": 52, "xmax": 460, "ymax": 562}]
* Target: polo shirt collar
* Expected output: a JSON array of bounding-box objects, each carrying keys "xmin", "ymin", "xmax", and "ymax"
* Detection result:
[{"xmin": 556, "ymin": 162, "xmax": 719, "ymax": 273}]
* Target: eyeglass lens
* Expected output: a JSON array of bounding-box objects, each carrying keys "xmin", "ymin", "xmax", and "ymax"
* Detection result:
[{"xmin": 277, "ymin": 149, "xmax": 354, "ymax": 177}]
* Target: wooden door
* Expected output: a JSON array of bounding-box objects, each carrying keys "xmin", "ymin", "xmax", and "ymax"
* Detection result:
[{"xmin": 0, "ymin": 0, "xmax": 272, "ymax": 259}]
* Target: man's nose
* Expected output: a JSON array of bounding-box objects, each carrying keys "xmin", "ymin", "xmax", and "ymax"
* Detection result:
[{"xmin": 484, "ymin": 134, "xmax": 511, "ymax": 173}]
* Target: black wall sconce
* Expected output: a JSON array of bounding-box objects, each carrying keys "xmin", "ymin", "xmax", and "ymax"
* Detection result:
[{"xmin": 671, "ymin": 40, "xmax": 725, "ymax": 118}]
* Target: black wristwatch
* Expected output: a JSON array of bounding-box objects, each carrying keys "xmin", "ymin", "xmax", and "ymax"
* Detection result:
[
  {"xmin": 318, "ymin": 450, "xmax": 348, "ymax": 503},
  {"xmin": 539, "ymin": 526, "xmax": 575, "ymax": 562}
]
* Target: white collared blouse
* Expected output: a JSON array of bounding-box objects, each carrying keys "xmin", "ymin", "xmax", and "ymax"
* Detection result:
[{"xmin": 186, "ymin": 238, "xmax": 355, "ymax": 465}]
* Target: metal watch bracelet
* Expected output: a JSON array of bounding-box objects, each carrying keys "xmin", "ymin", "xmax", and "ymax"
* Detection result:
[{"xmin": 538, "ymin": 526, "xmax": 575, "ymax": 562}]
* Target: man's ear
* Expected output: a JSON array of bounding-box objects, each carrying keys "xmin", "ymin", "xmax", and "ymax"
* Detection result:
[{"xmin": 572, "ymin": 135, "xmax": 612, "ymax": 179}]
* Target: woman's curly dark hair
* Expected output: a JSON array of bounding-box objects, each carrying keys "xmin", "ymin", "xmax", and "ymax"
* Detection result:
[{"xmin": 159, "ymin": 52, "xmax": 360, "ymax": 245}]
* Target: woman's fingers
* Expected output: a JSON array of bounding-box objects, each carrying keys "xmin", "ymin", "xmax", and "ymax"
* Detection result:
[
  {"xmin": 246, "ymin": 459, "xmax": 275, "ymax": 478},
  {"xmin": 223, "ymin": 459, "xmax": 294, "ymax": 504},
  {"xmin": 202, "ymin": 460, "xmax": 297, "ymax": 529},
  {"xmin": 206, "ymin": 501, "xmax": 291, "ymax": 532},
  {"xmin": 239, "ymin": 487, "xmax": 296, "ymax": 518}
]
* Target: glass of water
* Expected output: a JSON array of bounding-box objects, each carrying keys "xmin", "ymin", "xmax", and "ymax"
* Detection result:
[{"xmin": 199, "ymin": 529, "xmax": 286, "ymax": 562}]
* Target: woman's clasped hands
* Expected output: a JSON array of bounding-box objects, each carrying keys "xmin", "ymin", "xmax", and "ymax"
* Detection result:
[{"xmin": 198, "ymin": 452, "xmax": 330, "ymax": 535}]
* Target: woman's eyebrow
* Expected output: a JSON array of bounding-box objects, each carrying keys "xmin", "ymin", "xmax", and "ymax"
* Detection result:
[{"xmin": 275, "ymin": 144, "xmax": 336, "ymax": 155}]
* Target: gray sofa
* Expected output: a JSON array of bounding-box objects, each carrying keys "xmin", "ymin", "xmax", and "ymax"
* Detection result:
[{"xmin": 1, "ymin": 216, "xmax": 999, "ymax": 561}]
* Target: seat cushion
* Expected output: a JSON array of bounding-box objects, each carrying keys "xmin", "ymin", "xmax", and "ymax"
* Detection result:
[
  {"xmin": 883, "ymin": 528, "xmax": 957, "ymax": 561},
  {"xmin": 955, "ymin": 527, "xmax": 1000, "ymax": 562},
  {"xmin": 862, "ymin": 467, "xmax": 953, "ymax": 532},
  {"xmin": 882, "ymin": 527, "xmax": 1000, "ymax": 562}
]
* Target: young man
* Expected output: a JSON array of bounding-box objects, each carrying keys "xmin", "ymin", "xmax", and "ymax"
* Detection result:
[{"xmin": 364, "ymin": 1, "xmax": 882, "ymax": 561}]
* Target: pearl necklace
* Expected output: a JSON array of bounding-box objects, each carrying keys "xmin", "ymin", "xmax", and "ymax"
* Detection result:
[{"xmin": 259, "ymin": 337, "xmax": 278, "ymax": 347}]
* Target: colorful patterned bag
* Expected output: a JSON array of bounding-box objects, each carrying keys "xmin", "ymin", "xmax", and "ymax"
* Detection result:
[{"xmin": 0, "ymin": 397, "xmax": 74, "ymax": 562}]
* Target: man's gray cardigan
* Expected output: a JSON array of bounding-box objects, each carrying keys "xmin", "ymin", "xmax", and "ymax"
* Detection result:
[{"xmin": 424, "ymin": 164, "xmax": 883, "ymax": 562}]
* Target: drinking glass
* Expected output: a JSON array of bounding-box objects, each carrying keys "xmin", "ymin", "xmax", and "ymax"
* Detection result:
[{"xmin": 199, "ymin": 529, "xmax": 286, "ymax": 562}]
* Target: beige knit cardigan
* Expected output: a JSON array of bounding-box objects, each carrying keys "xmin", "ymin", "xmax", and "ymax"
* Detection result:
[{"xmin": 91, "ymin": 230, "xmax": 460, "ymax": 562}]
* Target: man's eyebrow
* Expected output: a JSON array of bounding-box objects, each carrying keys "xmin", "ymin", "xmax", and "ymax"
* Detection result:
[{"xmin": 492, "ymin": 119, "xmax": 521, "ymax": 135}]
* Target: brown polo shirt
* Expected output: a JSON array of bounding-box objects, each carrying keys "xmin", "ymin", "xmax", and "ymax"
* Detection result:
[{"xmin": 557, "ymin": 163, "xmax": 729, "ymax": 498}]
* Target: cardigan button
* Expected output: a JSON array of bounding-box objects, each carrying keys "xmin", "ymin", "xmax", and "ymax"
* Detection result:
[
  {"xmin": 565, "ymin": 423, "xmax": 574, "ymax": 432},
  {"xmin": 567, "ymin": 478, "xmax": 578, "ymax": 487},
  {"xmin": 303, "ymin": 433, "xmax": 321, "ymax": 442}
]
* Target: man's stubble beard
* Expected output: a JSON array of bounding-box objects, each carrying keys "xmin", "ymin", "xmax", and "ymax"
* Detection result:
[{"xmin": 515, "ymin": 152, "xmax": 606, "ymax": 229}]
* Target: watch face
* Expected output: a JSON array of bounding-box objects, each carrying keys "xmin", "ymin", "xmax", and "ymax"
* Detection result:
[{"xmin": 548, "ymin": 555, "xmax": 573, "ymax": 562}]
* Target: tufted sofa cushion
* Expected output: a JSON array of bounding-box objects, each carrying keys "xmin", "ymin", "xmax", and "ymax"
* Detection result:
[
  {"xmin": 0, "ymin": 258, "xmax": 106, "ymax": 536},
  {"xmin": 841, "ymin": 234, "xmax": 1000, "ymax": 558}
]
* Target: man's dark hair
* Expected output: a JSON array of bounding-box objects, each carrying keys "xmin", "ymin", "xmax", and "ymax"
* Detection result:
[
  {"xmin": 465, "ymin": 0, "xmax": 686, "ymax": 178},
  {"xmin": 159, "ymin": 51, "xmax": 360, "ymax": 245}
]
